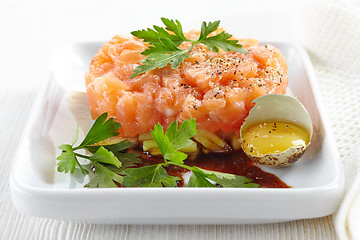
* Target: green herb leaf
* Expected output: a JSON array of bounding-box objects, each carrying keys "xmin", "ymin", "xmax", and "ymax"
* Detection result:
[
  {"xmin": 130, "ymin": 18, "xmax": 248, "ymax": 78},
  {"xmin": 161, "ymin": 17, "xmax": 187, "ymax": 41},
  {"xmin": 131, "ymin": 26, "xmax": 184, "ymax": 47},
  {"xmin": 131, "ymin": 28, "xmax": 167, "ymax": 45},
  {"xmin": 89, "ymin": 146, "xmax": 121, "ymax": 167},
  {"xmin": 57, "ymin": 144, "xmax": 88, "ymax": 174},
  {"xmin": 200, "ymin": 32, "xmax": 248, "ymax": 53},
  {"xmin": 130, "ymin": 50, "xmax": 189, "ymax": 78},
  {"xmin": 188, "ymin": 167, "xmax": 217, "ymax": 187},
  {"xmin": 113, "ymin": 152, "xmax": 141, "ymax": 169},
  {"xmin": 85, "ymin": 161, "xmax": 123, "ymax": 188},
  {"xmin": 166, "ymin": 119, "xmax": 197, "ymax": 150},
  {"xmin": 57, "ymin": 114, "xmax": 138, "ymax": 188},
  {"xmin": 77, "ymin": 113, "xmax": 121, "ymax": 148},
  {"xmin": 122, "ymin": 164, "xmax": 180, "ymax": 187},
  {"xmin": 150, "ymin": 124, "xmax": 174, "ymax": 159},
  {"xmin": 151, "ymin": 119, "xmax": 197, "ymax": 164},
  {"xmin": 86, "ymin": 140, "xmax": 134, "ymax": 155},
  {"xmin": 190, "ymin": 167, "xmax": 259, "ymax": 188},
  {"xmin": 165, "ymin": 151, "xmax": 188, "ymax": 163},
  {"xmin": 197, "ymin": 20, "xmax": 220, "ymax": 42},
  {"xmin": 86, "ymin": 141, "xmax": 141, "ymax": 174},
  {"xmin": 104, "ymin": 152, "xmax": 141, "ymax": 175},
  {"xmin": 142, "ymin": 37, "xmax": 181, "ymax": 55}
]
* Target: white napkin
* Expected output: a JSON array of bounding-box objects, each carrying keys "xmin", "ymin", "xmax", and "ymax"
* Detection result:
[
  {"xmin": 295, "ymin": 1, "xmax": 360, "ymax": 239},
  {"xmin": 336, "ymin": 146, "xmax": 360, "ymax": 239}
]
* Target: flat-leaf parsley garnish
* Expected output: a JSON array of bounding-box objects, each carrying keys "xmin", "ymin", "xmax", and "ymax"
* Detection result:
[
  {"xmin": 130, "ymin": 18, "xmax": 248, "ymax": 78},
  {"xmin": 57, "ymin": 114, "xmax": 258, "ymax": 188},
  {"xmin": 56, "ymin": 113, "xmax": 140, "ymax": 188},
  {"xmin": 122, "ymin": 119, "xmax": 259, "ymax": 188}
]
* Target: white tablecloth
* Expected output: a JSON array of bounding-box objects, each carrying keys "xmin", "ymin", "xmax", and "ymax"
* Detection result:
[{"xmin": 1, "ymin": 0, "xmax": 359, "ymax": 239}]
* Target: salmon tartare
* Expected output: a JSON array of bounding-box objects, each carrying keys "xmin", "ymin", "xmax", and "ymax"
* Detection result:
[{"xmin": 85, "ymin": 31, "xmax": 288, "ymax": 141}]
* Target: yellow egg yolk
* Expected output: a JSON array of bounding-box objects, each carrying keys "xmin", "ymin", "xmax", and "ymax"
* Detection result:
[{"xmin": 241, "ymin": 122, "xmax": 310, "ymax": 156}]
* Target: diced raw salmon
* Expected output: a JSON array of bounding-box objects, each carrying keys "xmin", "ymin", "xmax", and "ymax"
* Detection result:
[{"xmin": 85, "ymin": 34, "xmax": 288, "ymax": 137}]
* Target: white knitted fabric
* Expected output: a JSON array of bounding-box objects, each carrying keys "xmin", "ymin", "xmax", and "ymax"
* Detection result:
[{"xmin": 296, "ymin": 2, "xmax": 360, "ymax": 239}]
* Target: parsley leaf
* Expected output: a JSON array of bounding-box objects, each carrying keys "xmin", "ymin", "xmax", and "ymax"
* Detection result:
[
  {"xmin": 112, "ymin": 152, "xmax": 141, "ymax": 169},
  {"xmin": 84, "ymin": 146, "xmax": 125, "ymax": 188},
  {"xmin": 86, "ymin": 140, "xmax": 141, "ymax": 173},
  {"xmin": 76, "ymin": 113, "xmax": 121, "ymax": 148},
  {"xmin": 161, "ymin": 17, "xmax": 187, "ymax": 41},
  {"xmin": 197, "ymin": 20, "xmax": 221, "ymax": 42},
  {"xmin": 87, "ymin": 140, "xmax": 135, "ymax": 158},
  {"xmin": 89, "ymin": 146, "xmax": 121, "ymax": 167},
  {"xmin": 188, "ymin": 167, "xmax": 217, "ymax": 187},
  {"xmin": 57, "ymin": 144, "xmax": 88, "ymax": 174},
  {"xmin": 122, "ymin": 164, "xmax": 180, "ymax": 187},
  {"xmin": 200, "ymin": 32, "xmax": 248, "ymax": 53},
  {"xmin": 166, "ymin": 119, "xmax": 197, "ymax": 150},
  {"xmin": 188, "ymin": 167, "xmax": 259, "ymax": 188},
  {"xmin": 103, "ymin": 151, "xmax": 142, "ymax": 175},
  {"xmin": 130, "ymin": 18, "xmax": 247, "ymax": 78},
  {"xmin": 150, "ymin": 119, "xmax": 197, "ymax": 164},
  {"xmin": 147, "ymin": 119, "xmax": 259, "ymax": 188},
  {"xmin": 57, "ymin": 113, "xmax": 140, "ymax": 188},
  {"xmin": 85, "ymin": 161, "xmax": 123, "ymax": 188},
  {"xmin": 130, "ymin": 50, "xmax": 189, "ymax": 78},
  {"xmin": 131, "ymin": 26, "xmax": 183, "ymax": 47}
]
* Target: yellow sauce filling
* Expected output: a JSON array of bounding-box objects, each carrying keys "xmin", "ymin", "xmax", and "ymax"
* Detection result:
[{"xmin": 241, "ymin": 122, "xmax": 310, "ymax": 156}]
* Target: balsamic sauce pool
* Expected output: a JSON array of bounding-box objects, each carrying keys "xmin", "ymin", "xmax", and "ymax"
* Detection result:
[{"xmin": 128, "ymin": 148, "xmax": 289, "ymax": 188}]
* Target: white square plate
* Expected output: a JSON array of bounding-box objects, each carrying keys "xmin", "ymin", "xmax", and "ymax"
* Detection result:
[{"xmin": 10, "ymin": 41, "xmax": 344, "ymax": 224}]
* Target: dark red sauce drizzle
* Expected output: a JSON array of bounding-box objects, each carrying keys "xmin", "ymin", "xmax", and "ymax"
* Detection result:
[{"xmin": 132, "ymin": 149, "xmax": 289, "ymax": 188}]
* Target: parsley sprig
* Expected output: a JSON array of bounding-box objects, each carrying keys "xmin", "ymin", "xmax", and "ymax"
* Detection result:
[
  {"xmin": 57, "ymin": 114, "xmax": 258, "ymax": 188},
  {"xmin": 56, "ymin": 113, "xmax": 140, "ymax": 188},
  {"xmin": 130, "ymin": 18, "xmax": 248, "ymax": 78},
  {"xmin": 122, "ymin": 119, "xmax": 259, "ymax": 188}
]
